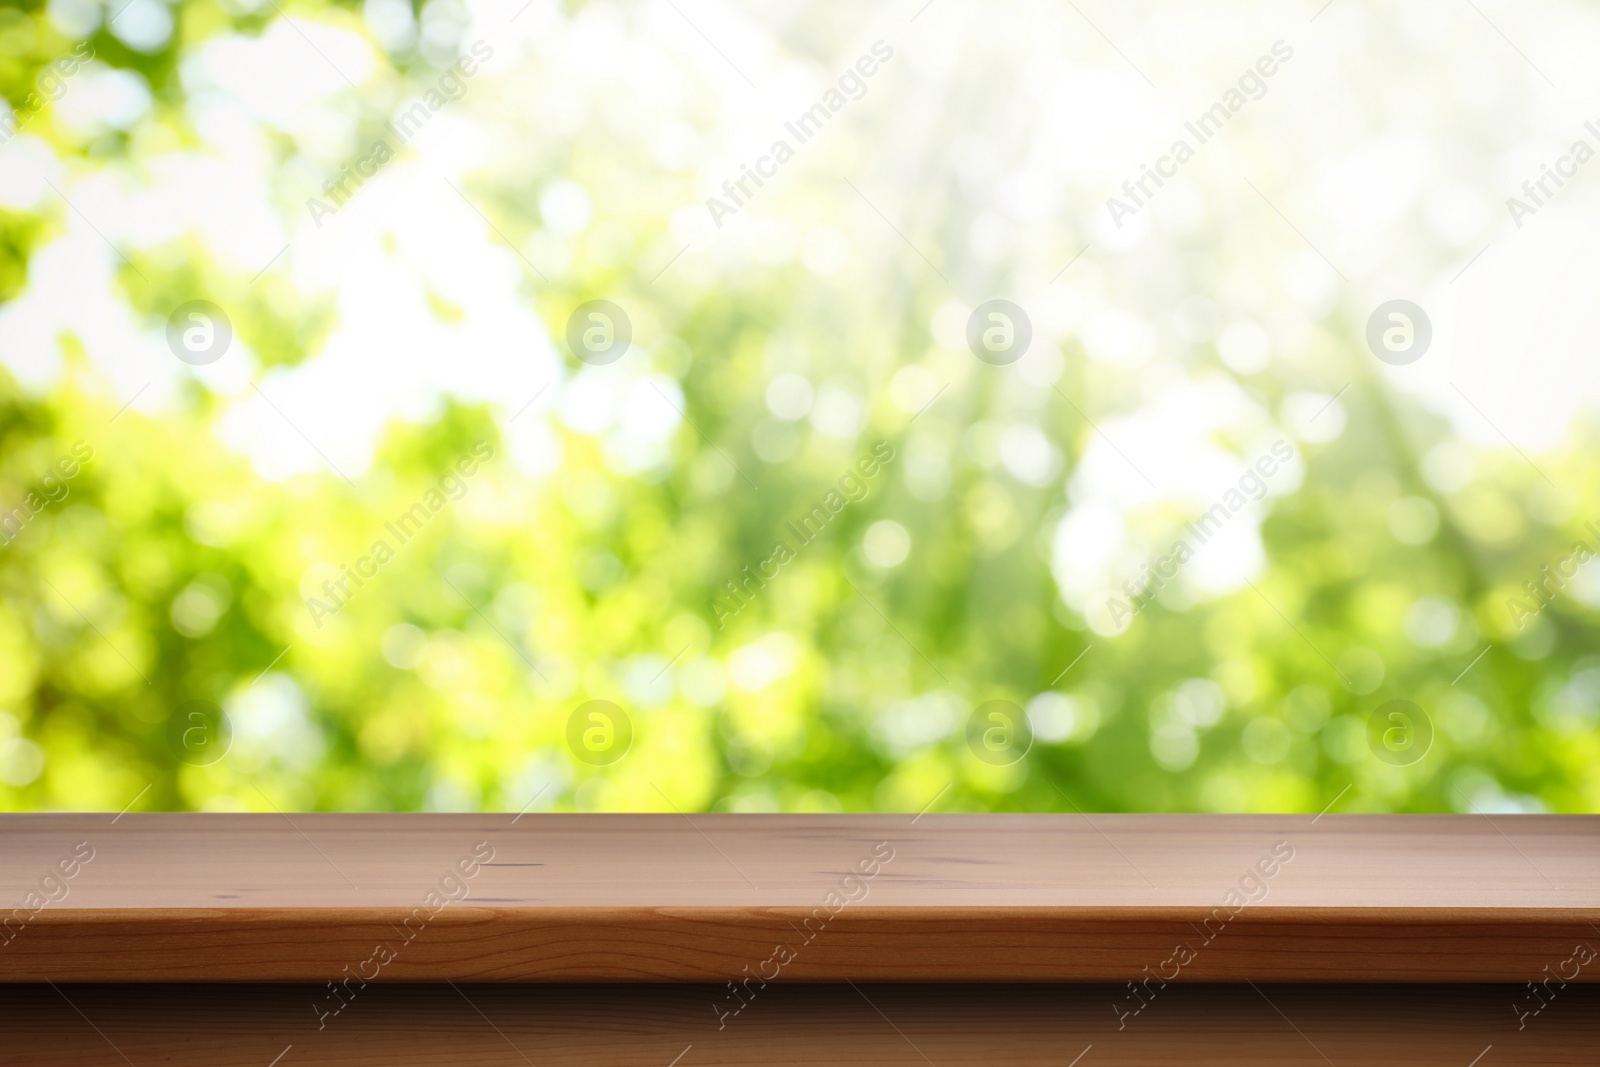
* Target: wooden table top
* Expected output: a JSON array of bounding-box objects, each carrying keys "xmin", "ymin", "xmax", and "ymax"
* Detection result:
[
  {"xmin": 3, "ymin": 812, "xmax": 1596, "ymax": 908},
  {"xmin": 2, "ymin": 814, "xmax": 1597, "ymax": 982}
]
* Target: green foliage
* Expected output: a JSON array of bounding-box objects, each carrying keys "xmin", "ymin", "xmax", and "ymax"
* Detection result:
[{"xmin": 0, "ymin": 0, "xmax": 1596, "ymax": 816}]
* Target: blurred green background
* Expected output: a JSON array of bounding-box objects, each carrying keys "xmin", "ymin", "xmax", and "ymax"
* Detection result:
[{"xmin": 0, "ymin": 0, "xmax": 1597, "ymax": 814}]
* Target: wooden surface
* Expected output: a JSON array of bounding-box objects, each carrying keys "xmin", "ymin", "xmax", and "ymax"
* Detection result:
[
  {"xmin": 2, "ymin": 813, "xmax": 1597, "ymax": 981},
  {"xmin": 2, "ymin": 982, "xmax": 1596, "ymax": 1066}
]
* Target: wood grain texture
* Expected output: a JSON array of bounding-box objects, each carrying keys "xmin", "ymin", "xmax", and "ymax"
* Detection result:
[
  {"xmin": 3, "ymin": 982, "xmax": 1597, "ymax": 1066},
  {"xmin": 2, "ymin": 813, "xmax": 1597, "ymax": 981}
]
